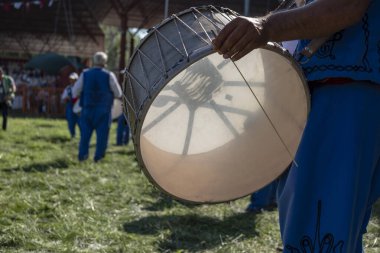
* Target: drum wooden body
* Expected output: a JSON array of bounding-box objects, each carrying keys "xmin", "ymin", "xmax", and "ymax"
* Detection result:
[{"xmin": 123, "ymin": 6, "xmax": 310, "ymax": 203}]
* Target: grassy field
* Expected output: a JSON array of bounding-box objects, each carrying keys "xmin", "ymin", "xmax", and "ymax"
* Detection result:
[{"xmin": 0, "ymin": 117, "xmax": 379, "ymax": 253}]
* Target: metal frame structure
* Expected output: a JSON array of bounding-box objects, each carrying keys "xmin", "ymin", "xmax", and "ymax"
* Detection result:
[{"xmin": 0, "ymin": 0, "xmax": 278, "ymax": 63}]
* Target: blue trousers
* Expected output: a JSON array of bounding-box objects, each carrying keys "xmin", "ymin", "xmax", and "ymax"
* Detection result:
[
  {"xmin": 278, "ymin": 82, "xmax": 380, "ymax": 252},
  {"xmin": 247, "ymin": 180, "xmax": 278, "ymax": 211},
  {"xmin": 116, "ymin": 115, "xmax": 130, "ymax": 146},
  {"xmin": 0, "ymin": 102, "xmax": 8, "ymax": 130},
  {"xmin": 65, "ymin": 104, "xmax": 79, "ymax": 138},
  {"xmin": 78, "ymin": 107, "xmax": 112, "ymax": 161}
]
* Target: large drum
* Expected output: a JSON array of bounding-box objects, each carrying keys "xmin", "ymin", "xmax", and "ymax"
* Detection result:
[
  {"xmin": 112, "ymin": 99, "xmax": 123, "ymax": 120},
  {"xmin": 122, "ymin": 6, "xmax": 310, "ymax": 203}
]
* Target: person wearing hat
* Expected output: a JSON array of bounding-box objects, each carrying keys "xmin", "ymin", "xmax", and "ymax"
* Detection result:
[
  {"xmin": 72, "ymin": 52, "xmax": 122, "ymax": 162},
  {"xmin": 0, "ymin": 67, "xmax": 16, "ymax": 131},
  {"xmin": 61, "ymin": 72, "xmax": 80, "ymax": 138}
]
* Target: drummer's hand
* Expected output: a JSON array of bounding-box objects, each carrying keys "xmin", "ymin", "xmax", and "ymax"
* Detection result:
[{"xmin": 212, "ymin": 16, "xmax": 269, "ymax": 61}]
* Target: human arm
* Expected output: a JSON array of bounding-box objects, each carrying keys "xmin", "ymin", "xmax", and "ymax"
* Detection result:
[
  {"xmin": 61, "ymin": 88, "xmax": 69, "ymax": 103},
  {"xmin": 212, "ymin": 0, "xmax": 371, "ymax": 61},
  {"xmin": 5, "ymin": 76, "xmax": 16, "ymax": 100},
  {"xmin": 10, "ymin": 76, "xmax": 16, "ymax": 93},
  {"xmin": 72, "ymin": 73, "xmax": 84, "ymax": 98},
  {"xmin": 109, "ymin": 72, "xmax": 122, "ymax": 98}
]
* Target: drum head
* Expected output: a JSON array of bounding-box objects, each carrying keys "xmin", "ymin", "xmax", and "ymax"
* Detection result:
[
  {"xmin": 138, "ymin": 47, "xmax": 309, "ymax": 203},
  {"xmin": 112, "ymin": 99, "xmax": 123, "ymax": 120}
]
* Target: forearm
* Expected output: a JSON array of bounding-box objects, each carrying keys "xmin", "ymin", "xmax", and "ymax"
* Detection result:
[
  {"xmin": 109, "ymin": 73, "xmax": 122, "ymax": 98},
  {"xmin": 263, "ymin": 0, "xmax": 371, "ymax": 42},
  {"xmin": 72, "ymin": 74, "xmax": 83, "ymax": 98}
]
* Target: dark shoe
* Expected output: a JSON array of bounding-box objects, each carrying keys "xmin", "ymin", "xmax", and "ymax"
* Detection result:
[
  {"xmin": 94, "ymin": 155, "xmax": 105, "ymax": 162},
  {"xmin": 78, "ymin": 155, "xmax": 88, "ymax": 161}
]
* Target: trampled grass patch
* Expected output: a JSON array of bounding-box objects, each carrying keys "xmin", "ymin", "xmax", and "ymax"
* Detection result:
[{"xmin": 0, "ymin": 117, "xmax": 379, "ymax": 252}]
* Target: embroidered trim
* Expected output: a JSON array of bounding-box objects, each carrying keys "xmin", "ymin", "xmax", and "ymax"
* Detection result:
[
  {"xmin": 303, "ymin": 14, "xmax": 373, "ymax": 75},
  {"xmin": 285, "ymin": 201, "xmax": 344, "ymax": 253},
  {"xmin": 315, "ymin": 32, "xmax": 342, "ymax": 60}
]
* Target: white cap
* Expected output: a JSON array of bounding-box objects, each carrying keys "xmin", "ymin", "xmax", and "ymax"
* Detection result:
[
  {"xmin": 69, "ymin": 72, "xmax": 78, "ymax": 80},
  {"xmin": 93, "ymin": 51, "xmax": 108, "ymax": 67}
]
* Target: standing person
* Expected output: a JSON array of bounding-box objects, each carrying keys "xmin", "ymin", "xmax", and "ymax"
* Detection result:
[
  {"xmin": 61, "ymin": 72, "xmax": 79, "ymax": 139},
  {"xmin": 0, "ymin": 67, "xmax": 16, "ymax": 131},
  {"xmin": 116, "ymin": 114, "xmax": 130, "ymax": 146},
  {"xmin": 213, "ymin": 0, "xmax": 379, "ymax": 251},
  {"xmin": 73, "ymin": 52, "xmax": 122, "ymax": 162}
]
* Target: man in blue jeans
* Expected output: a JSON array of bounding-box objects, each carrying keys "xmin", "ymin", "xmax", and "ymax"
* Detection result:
[
  {"xmin": 61, "ymin": 72, "xmax": 79, "ymax": 138},
  {"xmin": 213, "ymin": 0, "xmax": 380, "ymax": 251},
  {"xmin": 73, "ymin": 52, "xmax": 122, "ymax": 162}
]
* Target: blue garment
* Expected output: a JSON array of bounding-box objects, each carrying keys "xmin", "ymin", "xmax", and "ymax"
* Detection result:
[
  {"xmin": 278, "ymin": 1, "xmax": 380, "ymax": 251},
  {"xmin": 65, "ymin": 86, "xmax": 79, "ymax": 138},
  {"xmin": 79, "ymin": 106, "xmax": 112, "ymax": 161},
  {"xmin": 78, "ymin": 68, "xmax": 113, "ymax": 161},
  {"xmin": 246, "ymin": 180, "xmax": 278, "ymax": 212},
  {"xmin": 277, "ymin": 83, "xmax": 380, "ymax": 252},
  {"xmin": 296, "ymin": 0, "xmax": 380, "ymax": 84},
  {"xmin": 81, "ymin": 68, "xmax": 114, "ymax": 109},
  {"xmin": 116, "ymin": 115, "xmax": 130, "ymax": 146}
]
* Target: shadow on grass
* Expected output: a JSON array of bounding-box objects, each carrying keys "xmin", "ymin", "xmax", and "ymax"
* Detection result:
[
  {"xmin": 35, "ymin": 123, "xmax": 56, "ymax": 128},
  {"xmin": 123, "ymin": 213, "xmax": 258, "ymax": 252},
  {"xmin": 143, "ymin": 195, "xmax": 177, "ymax": 211},
  {"xmin": 108, "ymin": 148, "xmax": 130, "ymax": 156},
  {"xmin": 3, "ymin": 158, "xmax": 71, "ymax": 173},
  {"xmin": 31, "ymin": 134, "xmax": 73, "ymax": 144},
  {"xmin": 142, "ymin": 191, "xmax": 198, "ymax": 211},
  {"xmin": 108, "ymin": 147, "xmax": 136, "ymax": 156},
  {"xmin": 0, "ymin": 237, "xmax": 20, "ymax": 249}
]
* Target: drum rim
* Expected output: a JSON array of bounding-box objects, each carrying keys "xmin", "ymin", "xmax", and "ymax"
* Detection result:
[
  {"xmin": 125, "ymin": 5, "xmax": 238, "ymax": 74},
  {"xmin": 123, "ymin": 5, "xmax": 239, "ymax": 137},
  {"xmin": 125, "ymin": 43, "xmax": 310, "ymax": 204}
]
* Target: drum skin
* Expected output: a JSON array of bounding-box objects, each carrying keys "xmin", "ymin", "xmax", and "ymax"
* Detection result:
[
  {"xmin": 112, "ymin": 99, "xmax": 123, "ymax": 120},
  {"xmin": 123, "ymin": 6, "xmax": 310, "ymax": 203}
]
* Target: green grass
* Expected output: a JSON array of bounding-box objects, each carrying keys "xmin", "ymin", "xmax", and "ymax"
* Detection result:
[{"xmin": 0, "ymin": 117, "xmax": 379, "ymax": 252}]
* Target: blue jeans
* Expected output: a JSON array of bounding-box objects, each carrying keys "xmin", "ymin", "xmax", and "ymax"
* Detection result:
[
  {"xmin": 78, "ymin": 107, "xmax": 112, "ymax": 161},
  {"xmin": 65, "ymin": 104, "xmax": 79, "ymax": 138}
]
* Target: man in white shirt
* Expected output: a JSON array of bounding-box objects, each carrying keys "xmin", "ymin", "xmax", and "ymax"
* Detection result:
[{"xmin": 72, "ymin": 52, "xmax": 122, "ymax": 162}]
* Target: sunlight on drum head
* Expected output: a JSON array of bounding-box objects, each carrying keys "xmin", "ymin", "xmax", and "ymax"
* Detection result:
[{"xmin": 141, "ymin": 52, "xmax": 263, "ymax": 155}]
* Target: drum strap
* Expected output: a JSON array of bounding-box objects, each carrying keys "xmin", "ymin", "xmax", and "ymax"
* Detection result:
[{"xmin": 299, "ymin": 37, "xmax": 329, "ymax": 59}]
